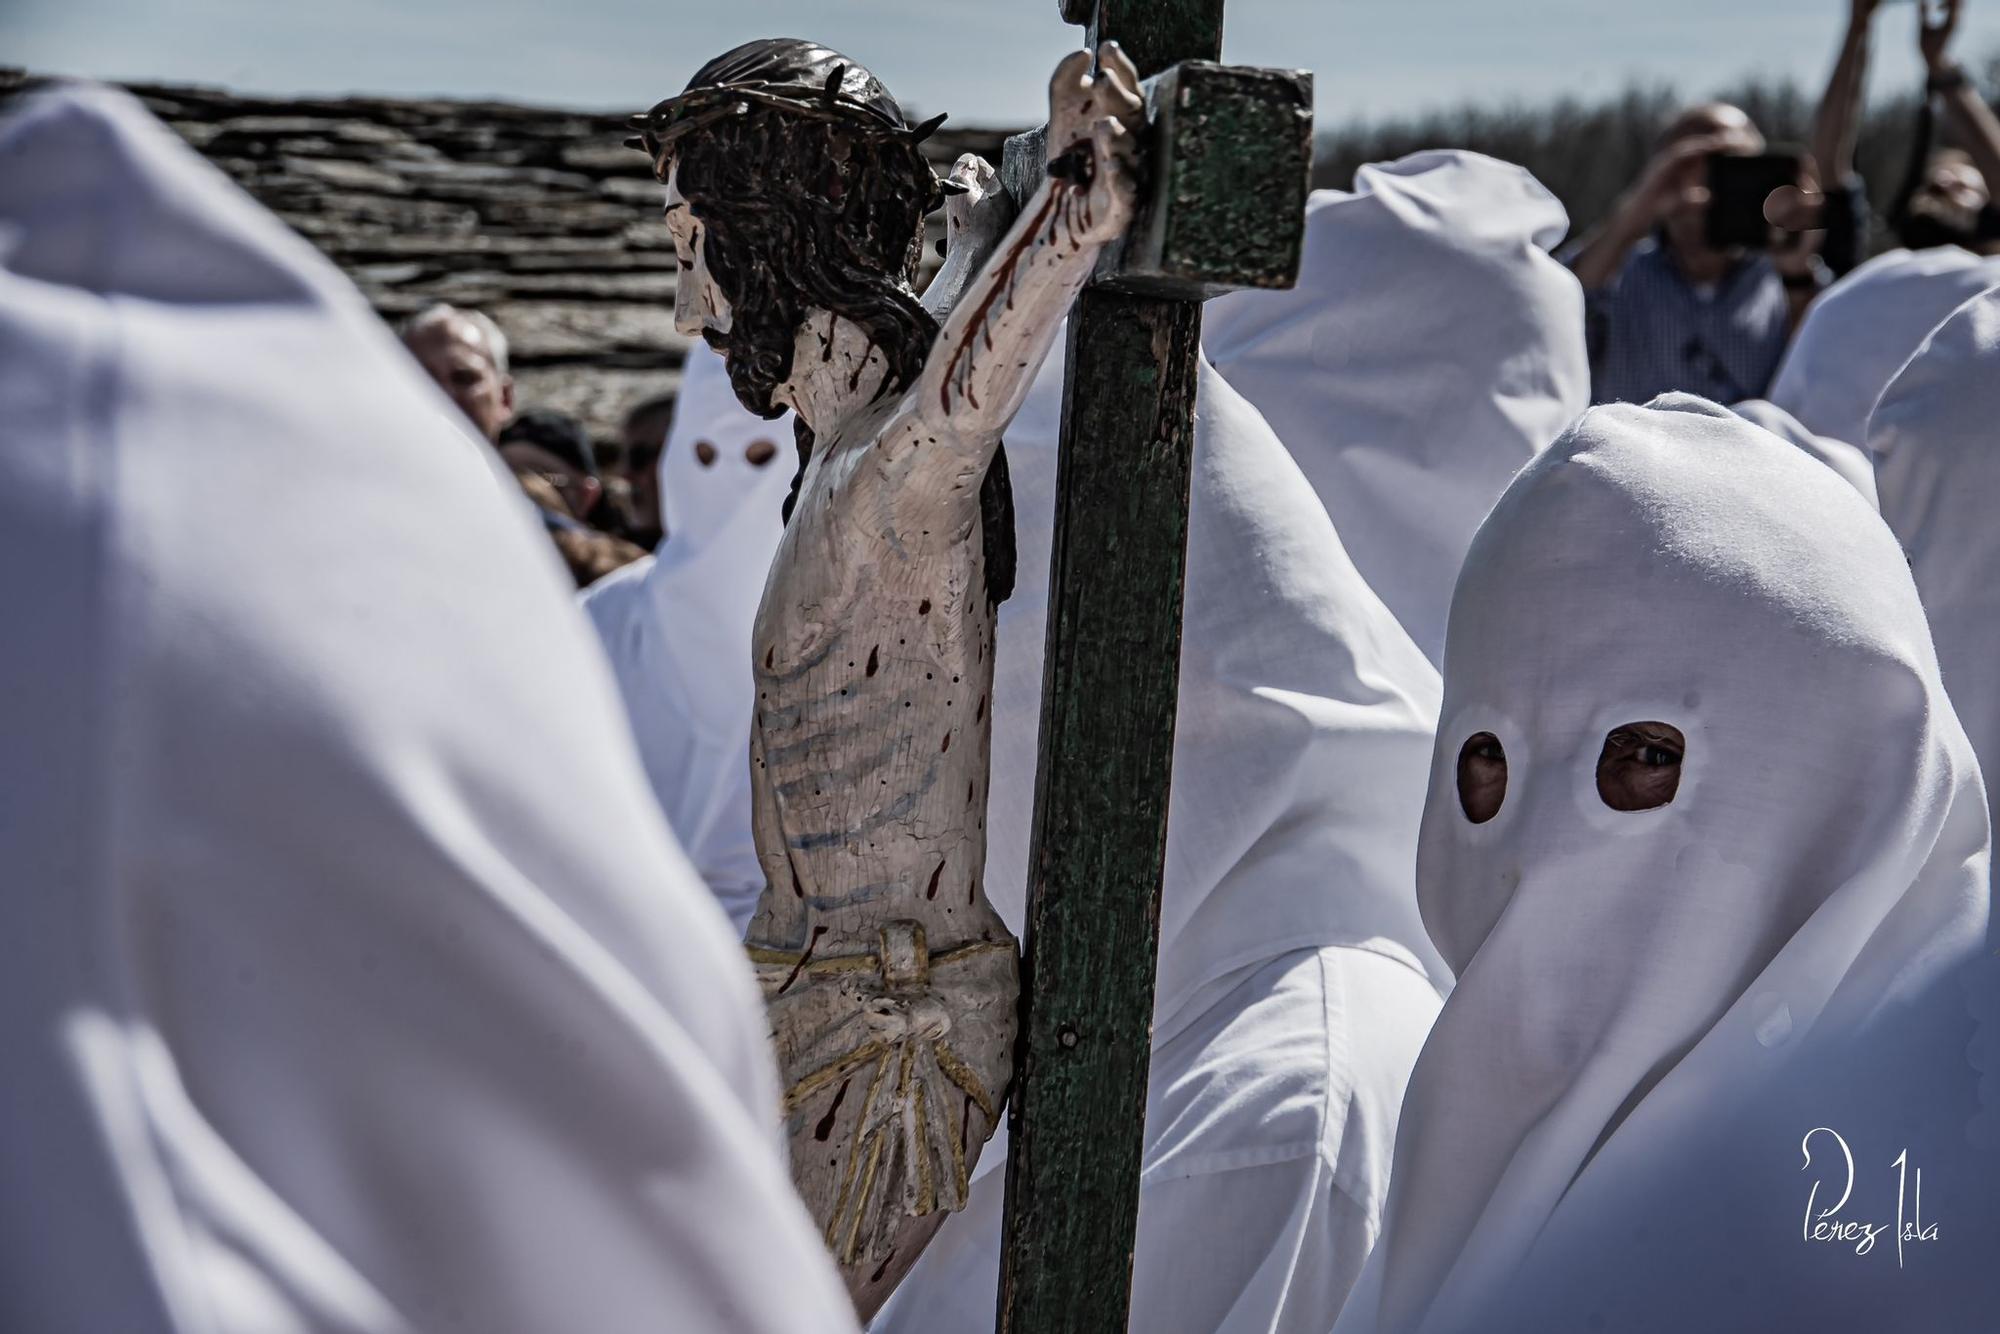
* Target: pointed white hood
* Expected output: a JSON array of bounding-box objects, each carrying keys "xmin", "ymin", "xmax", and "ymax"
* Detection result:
[
  {"xmin": 1872, "ymin": 284, "xmax": 2000, "ymax": 852},
  {"xmin": 985, "ymin": 341, "xmax": 1450, "ymax": 1047},
  {"xmin": 1202, "ymin": 150, "xmax": 1589, "ymax": 667},
  {"xmin": 1337, "ymin": 396, "xmax": 1989, "ymax": 1333},
  {"xmin": 1769, "ymin": 245, "xmax": 2000, "ymax": 451}
]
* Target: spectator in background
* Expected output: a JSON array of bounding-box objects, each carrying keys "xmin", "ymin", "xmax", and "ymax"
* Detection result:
[
  {"xmin": 400, "ymin": 301, "xmax": 514, "ymax": 441},
  {"xmin": 587, "ymin": 437, "xmax": 649, "ymax": 549},
  {"xmin": 499, "ymin": 407, "xmax": 605, "ymax": 522},
  {"xmin": 618, "ymin": 392, "xmax": 676, "ymax": 549},
  {"xmin": 1896, "ymin": 145, "xmax": 1994, "ymax": 249},
  {"xmin": 1566, "ymin": 1, "xmax": 1883, "ymax": 405},
  {"xmin": 1890, "ymin": 0, "xmax": 2000, "ymax": 253},
  {"xmin": 403, "ymin": 304, "xmax": 645, "ymax": 587},
  {"xmin": 591, "ymin": 432, "xmax": 633, "ymax": 528},
  {"xmin": 498, "ymin": 409, "xmax": 646, "ymax": 587}
]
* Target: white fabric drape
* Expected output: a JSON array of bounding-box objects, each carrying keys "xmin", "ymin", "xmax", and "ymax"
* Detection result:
[
  {"xmin": 0, "ymin": 84, "xmax": 856, "ymax": 1334},
  {"xmin": 1202, "ymin": 151, "xmax": 1589, "ymax": 667},
  {"xmin": 1729, "ymin": 398, "xmax": 1880, "ymax": 508},
  {"xmin": 1768, "ymin": 245, "xmax": 2000, "ymax": 451},
  {"xmin": 872, "ymin": 344, "xmax": 1448, "ymax": 1334},
  {"xmin": 1873, "ymin": 285, "xmax": 2000, "ymax": 859},
  {"xmin": 1335, "ymin": 395, "xmax": 1992, "ymax": 1334},
  {"xmin": 582, "ymin": 343, "xmax": 794, "ymax": 931}
]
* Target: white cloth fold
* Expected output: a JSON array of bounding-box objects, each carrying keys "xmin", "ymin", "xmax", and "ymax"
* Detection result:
[
  {"xmin": 0, "ymin": 83, "xmax": 855, "ymax": 1334},
  {"xmin": 1872, "ymin": 285, "xmax": 2000, "ymax": 855},
  {"xmin": 1729, "ymin": 398, "xmax": 1880, "ymax": 508},
  {"xmin": 988, "ymin": 348, "xmax": 1451, "ymax": 1036},
  {"xmin": 1202, "ymin": 151, "xmax": 1590, "ymax": 667},
  {"xmin": 1335, "ymin": 394, "xmax": 1991, "ymax": 1334},
  {"xmin": 872, "ymin": 946, "xmax": 1440, "ymax": 1334},
  {"xmin": 582, "ymin": 343, "xmax": 794, "ymax": 930},
  {"xmin": 1768, "ymin": 245, "xmax": 2000, "ymax": 451}
]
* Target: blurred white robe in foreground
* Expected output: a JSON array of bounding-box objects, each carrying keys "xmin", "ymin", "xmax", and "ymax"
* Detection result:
[
  {"xmin": 0, "ymin": 84, "xmax": 856, "ymax": 1334},
  {"xmin": 1335, "ymin": 397, "xmax": 1993, "ymax": 1334},
  {"xmin": 583, "ymin": 343, "xmax": 794, "ymax": 931},
  {"xmin": 1768, "ymin": 244, "xmax": 2000, "ymax": 451},
  {"xmin": 1202, "ymin": 151, "xmax": 1589, "ymax": 667},
  {"xmin": 872, "ymin": 350, "xmax": 1449, "ymax": 1334}
]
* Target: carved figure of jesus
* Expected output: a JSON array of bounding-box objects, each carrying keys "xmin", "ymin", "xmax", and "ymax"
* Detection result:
[{"xmin": 631, "ymin": 36, "xmax": 1142, "ymax": 1317}]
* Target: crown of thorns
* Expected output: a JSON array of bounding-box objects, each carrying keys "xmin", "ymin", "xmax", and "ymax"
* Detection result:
[{"xmin": 624, "ymin": 49, "xmax": 957, "ymax": 197}]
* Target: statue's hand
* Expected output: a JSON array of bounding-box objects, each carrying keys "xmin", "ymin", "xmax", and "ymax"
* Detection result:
[
  {"xmin": 923, "ymin": 153, "xmax": 1018, "ymax": 321},
  {"xmin": 1045, "ymin": 41, "xmax": 1144, "ymax": 245},
  {"xmin": 754, "ymin": 922, "xmax": 1018, "ymax": 1311},
  {"xmin": 944, "ymin": 153, "xmax": 1010, "ymax": 255}
]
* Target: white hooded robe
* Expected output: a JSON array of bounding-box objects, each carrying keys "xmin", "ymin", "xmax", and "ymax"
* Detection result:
[
  {"xmin": 0, "ymin": 83, "xmax": 857, "ymax": 1334},
  {"xmin": 1334, "ymin": 396, "xmax": 1993, "ymax": 1334},
  {"xmin": 1201, "ymin": 151, "xmax": 1590, "ymax": 668},
  {"xmin": 1872, "ymin": 285, "xmax": 2000, "ymax": 865},
  {"xmin": 1768, "ymin": 244, "xmax": 2000, "ymax": 452}
]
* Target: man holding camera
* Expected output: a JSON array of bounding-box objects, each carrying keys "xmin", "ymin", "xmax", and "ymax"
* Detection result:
[{"xmin": 1567, "ymin": 2, "xmax": 1883, "ymax": 404}]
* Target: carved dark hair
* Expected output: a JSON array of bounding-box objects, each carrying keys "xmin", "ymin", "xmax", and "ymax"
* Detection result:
[{"xmin": 673, "ymin": 105, "xmax": 937, "ymax": 419}]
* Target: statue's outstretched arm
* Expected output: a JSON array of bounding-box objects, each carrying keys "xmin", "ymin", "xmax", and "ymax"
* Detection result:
[{"xmin": 915, "ymin": 43, "xmax": 1143, "ymax": 449}]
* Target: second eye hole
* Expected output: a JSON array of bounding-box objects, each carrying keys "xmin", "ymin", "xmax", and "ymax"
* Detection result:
[{"xmin": 1596, "ymin": 722, "xmax": 1686, "ymax": 812}]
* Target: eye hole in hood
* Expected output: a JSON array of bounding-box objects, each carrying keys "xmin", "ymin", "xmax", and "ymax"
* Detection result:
[
  {"xmin": 1456, "ymin": 731, "xmax": 1507, "ymax": 824},
  {"xmin": 1595, "ymin": 721, "xmax": 1685, "ymax": 812}
]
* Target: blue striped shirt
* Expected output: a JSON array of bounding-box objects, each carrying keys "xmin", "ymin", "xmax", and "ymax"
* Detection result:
[{"xmin": 1581, "ymin": 238, "xmax": 1792, "ymax": 406}]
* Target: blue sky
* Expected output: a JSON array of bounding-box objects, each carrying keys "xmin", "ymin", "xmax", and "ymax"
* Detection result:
[{"xmin": 8, "ymin": 0, "xmax": 1998, "ymax": 127}]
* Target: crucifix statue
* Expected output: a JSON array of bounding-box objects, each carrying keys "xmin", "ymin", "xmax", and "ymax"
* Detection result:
[
  {"xmin": 629, "ymin": 10, "xmax": 1306, "ymax": 1326},
  {"xmin": 630, "ymin": 36, "xmax": 1146, "ymax": 1320}
]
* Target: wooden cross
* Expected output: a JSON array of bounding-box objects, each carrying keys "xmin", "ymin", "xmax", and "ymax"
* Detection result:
[{"xmin": 993, "ymin": 4, "xmax": 1311, "ymax": 1331}]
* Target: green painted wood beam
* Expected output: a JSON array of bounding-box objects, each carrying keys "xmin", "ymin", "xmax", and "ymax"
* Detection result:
[
  {"xmin": 1099, "ymin": 62, "xmax": 1312, "ymax": 299},
  {"xmin": 1067, "ymin": 0, "xmax": 1225, "ymax": 75},
  {"xmin": 1001, "ymin": 64, "xmax": 1313, "ymax": 301},
  {"xmin": 992, "ymin": 5, "xmax": 1309, "ymax": 1334},
  {"xmin": 995, "ymin": 289, "xmax": 1200, "ymax": 1334}
]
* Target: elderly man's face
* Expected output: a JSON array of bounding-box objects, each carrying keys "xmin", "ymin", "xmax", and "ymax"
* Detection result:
[{"xmin": 406, "ymin": 316, "xmax": 514, "ymax": 441}]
